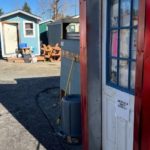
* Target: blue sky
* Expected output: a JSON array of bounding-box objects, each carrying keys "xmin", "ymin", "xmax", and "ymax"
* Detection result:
[{"xmin": 0, "ymin": 0, "xmax": 79, "ymax": 20}]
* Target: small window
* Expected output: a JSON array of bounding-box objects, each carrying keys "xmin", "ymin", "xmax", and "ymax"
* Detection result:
[
  {"xmin": 24, "ymin": 22, "xmax": 35, "ymax": 37},
  {"xmin": 66, "ymin": 23, "xmax": 79, "ymax": 33},
  {"xmin": 63, "ymin": 23, "xmax": 80, "ymax": 40},
  {"xmin": 107, "ymin": 0, "xmax": 139, "ymax": 93}
]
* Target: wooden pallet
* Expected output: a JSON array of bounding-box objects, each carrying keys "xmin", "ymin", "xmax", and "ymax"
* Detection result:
[
  {"xmin": 36, "ymin": 56, "xmax": 45, "ymax": 62},
  {"xmin": 7, "ymin": 57, "xmax": 25, "ymax": 63}
]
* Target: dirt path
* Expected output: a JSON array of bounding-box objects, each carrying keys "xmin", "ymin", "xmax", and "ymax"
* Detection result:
[
  {"xmin": 0, "ymin": 61, "xmax": 66, "ymax": 150},
  {"xmin": 0, "ymin": 61, "xmax": 81, "ymax": 150}
]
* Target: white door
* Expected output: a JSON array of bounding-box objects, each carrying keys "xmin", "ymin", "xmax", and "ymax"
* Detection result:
[
  {"xmin": 102, "ymin": 0, "xmax": 139, "ymax": 150},
  {"xmin": 3, "ymin": 23, "xmax": 18, "ymax": 55}
]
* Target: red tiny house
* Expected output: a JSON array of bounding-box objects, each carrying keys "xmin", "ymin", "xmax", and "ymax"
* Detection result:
[{"xmin": 79, "ymin": 0, "xmax": 150, "ymax": 150}]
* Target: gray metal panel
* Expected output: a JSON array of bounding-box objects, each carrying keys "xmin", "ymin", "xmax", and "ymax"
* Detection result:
[
  {"xmin": 61, "ymin": 40, "xmax": 80, "ymax": 54},
  {"xmin": 47, "ymin": 23, "xmax": 62, "ymax": 45},
  {"xmin": 60, "ymin": 39, "xmax": 80, "ymax": 95},
  {"xmin": 60, "ymin": 57, "xmax": 80, "ymax": 95},
  {"xmin": 62, "ymin": 95, "xmax": 81, "ymax": 137},
  {"xmin": 86, "ymin": 0, "xmax": 102, "ymax": 150}
]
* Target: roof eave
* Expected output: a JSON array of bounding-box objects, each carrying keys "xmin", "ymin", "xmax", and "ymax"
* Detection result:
[{"xmin": 0, "ymin": 10, "xmax": 42, "ymax": 21}]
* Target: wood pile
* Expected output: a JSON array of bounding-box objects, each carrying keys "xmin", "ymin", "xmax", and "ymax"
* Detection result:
[
  {"xmin": 41, "ymin": 43, "xmax": 61, "ymax": 62},
  {"xmin": 6, "ymin": 43, "xmax": 61, "ymax": 63}
]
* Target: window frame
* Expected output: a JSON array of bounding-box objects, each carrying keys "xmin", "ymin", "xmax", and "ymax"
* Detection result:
[
  {"xmin": 23, "ymin": 21, "xmax": 35, "ymax": 38},
  {"xmin": 106, "ymin": 0, "xmax": 138, "ymax": 94}
]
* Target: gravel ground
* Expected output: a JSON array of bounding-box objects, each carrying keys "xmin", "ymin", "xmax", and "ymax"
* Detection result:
[{"xmin": 0, "ymin": 60, "xmax": 82, "ymax": 150}]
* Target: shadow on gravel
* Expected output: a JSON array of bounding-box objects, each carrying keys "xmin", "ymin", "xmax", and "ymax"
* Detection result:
[{"xmin": 0, "ymin": 76, "xmax": 80, "ymax": 150}]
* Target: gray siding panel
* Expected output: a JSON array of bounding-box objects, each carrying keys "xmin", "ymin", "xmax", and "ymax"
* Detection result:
[
  {"xmin": 48, "ymin": 24, "xmax": 62, "ymax": 45},
  {"xmin": 60, "ymin": 57, "xmax": 80, "ymax": 94},
  {"xmin": 60, "ymin": 40, "xmax": 80, "ymax": 95},
  {"xmin": 61, "ymin": 40, "xmax": 79, "ymax": 53}
]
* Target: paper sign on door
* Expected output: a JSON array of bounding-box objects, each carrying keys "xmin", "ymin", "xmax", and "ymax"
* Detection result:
[{"xmin": 115, "ymin": 98, "xmax": 130, "ymax": 121}]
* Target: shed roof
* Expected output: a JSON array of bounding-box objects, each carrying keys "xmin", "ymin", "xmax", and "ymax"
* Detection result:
[
  {"xmin": 39, "ymin": 19, "xmax": 54, "ymax": 25},
  {"xmin": 0, "ymin": 10, "xmax": 41, "ymax": 21},
  {"xmin": 47, "ymin": 17, "xmax": 79, "ymax": 26}
]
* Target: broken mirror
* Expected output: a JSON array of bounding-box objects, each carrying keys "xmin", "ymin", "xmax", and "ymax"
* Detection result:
[
  {"xmin": 120, "ymin": 0, "xmax": 131, "ymax": 26},
  {"xmin": 133, "ymin": 0, "xmax": 139, "ymax": 26},
  {"xmin": 111, "ymin": 0, "xmax": 119, "ymax": 27},
  {"xmin": 132, "ymin": 29, "xmax": 137, "ymax": 59},
  {"xmin": 120, "ymin": 29, "xmax": 130, "ymax": 58},
  {"xmin": 131, "ymin": 62, "xmax": 136, "ymax": 90},
  {"xmin": 110, "ymin": 30, "xmax": 118, "ymax": 57},
  {"xmin": 110, "ymin": 59, "xmax": 117, "ymax": 83},
  {"xmin": 119, "ymin": 60, "xmax": 129, "ymax": 88}
]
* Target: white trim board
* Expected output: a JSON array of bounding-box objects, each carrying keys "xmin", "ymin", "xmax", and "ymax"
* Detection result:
[
  {"xmin": 23, "ymin": 21, "xmax": 35, "ymax": 38},
  {"xmin": 0, "ymin": 22, "xmax": 4, "ymax": 57},
  {"xmin": 37, "ymin": 24, "xmax": 41, "ymax": 56}
]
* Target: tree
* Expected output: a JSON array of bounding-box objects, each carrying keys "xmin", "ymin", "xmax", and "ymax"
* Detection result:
[
  {"xmin": 0, "ymin": 8, "xmax": 4, "ymax": 16},
  {"xmin": 22, "ymin": 2, "xmax": 31, "ymax": 13},
  {"xmin": 38, "ymin": 0, "xmax": 70, "ymax": 20},
  {"xmin": 51, "ymin": 0, "xmax": 60, "ymax": 20},
  {"xmin": 51, "ymin": 0, "xmax": 72, "ymax": 20},
  {"xmin": 38, "ymin": 0, "xmax": 52, "ymax": 20}
]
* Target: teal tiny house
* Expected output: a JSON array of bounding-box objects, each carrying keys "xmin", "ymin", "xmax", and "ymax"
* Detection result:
[{"xmin": 0, "ymin": 10, "xmax": 41, "ymax": 57}]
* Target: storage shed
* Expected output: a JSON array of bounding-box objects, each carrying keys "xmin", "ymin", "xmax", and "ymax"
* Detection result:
[
  {"xmin": 0, "ymin": 10, "xmax": 41, "ymax": 57},
  {"xmin": 39, "ymin": 19, "xmax": 53, "ymax": 45},
  {"xmin": 48, "ymin": 18, "xmax": 80, "ymax": 96},
  {"xmin": 47, "ymin": 20, "xmax": 62, "ymax": 46},
  {"xmin": 47, "ymin": 17, "xmax": 79, "ymax": 46},
  {"xmin": 60, "ymin": 18, "xmax": 80, "ymax": 96},
  {"xmin": 47, "ymin": 18, "xmax": 80, "ymax": 96}
]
